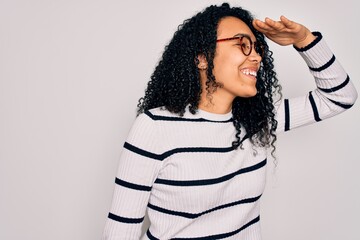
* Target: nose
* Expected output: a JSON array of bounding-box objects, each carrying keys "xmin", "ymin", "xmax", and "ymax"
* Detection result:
[{"xmin": 248, "ymin": 47, "xmax": 262, "ymax": 62}]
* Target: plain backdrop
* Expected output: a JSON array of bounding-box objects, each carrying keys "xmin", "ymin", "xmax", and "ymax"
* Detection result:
[{"xmin": 0, "ymin": 0, "xmax": 359, "ymax": 239}]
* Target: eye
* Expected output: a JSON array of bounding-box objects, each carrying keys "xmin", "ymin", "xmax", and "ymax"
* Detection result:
[{"xmin": 244, "ymin": 44, "xmax": 251, "ymax": 49}]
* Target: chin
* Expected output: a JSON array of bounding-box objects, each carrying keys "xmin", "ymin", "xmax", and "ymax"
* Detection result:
[{"xmin": 238, "ymin": 89, "xmax": 258, "ymax": 98}]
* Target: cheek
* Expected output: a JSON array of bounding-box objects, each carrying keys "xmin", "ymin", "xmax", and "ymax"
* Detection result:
[
  {"xmin": 213, "ymin": 54, "xmax": 246, "ymax": 80},
  {"xmin": 213, "ymin": 46, "xmax": 248, "ymax": 80}
]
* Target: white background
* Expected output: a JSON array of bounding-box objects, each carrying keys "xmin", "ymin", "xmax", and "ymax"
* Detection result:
[{"xmin": 0, "ymin": 0, "xmax": 359, "ymax": 239}]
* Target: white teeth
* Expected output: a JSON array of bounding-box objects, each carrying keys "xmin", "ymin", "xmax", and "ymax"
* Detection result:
[{"xmin": 241, "ymin": 69, "xmax": 257, "ymax": 77}]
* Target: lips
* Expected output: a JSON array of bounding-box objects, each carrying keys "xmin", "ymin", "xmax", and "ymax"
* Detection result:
[
  {"xmin": 240, "ymin": 69, "xmax": 257, "ymax": 77},
  {"xmin": 240, "ymin": 68, "xmax": 258, "ymax": 79}
]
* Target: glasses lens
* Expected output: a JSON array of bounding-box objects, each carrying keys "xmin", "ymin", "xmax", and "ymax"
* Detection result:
[{"xmin": 240, "ymin": 36, "xmax": 251, "ymax": 56}]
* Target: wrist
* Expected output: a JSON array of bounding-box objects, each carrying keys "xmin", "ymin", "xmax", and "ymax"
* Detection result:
[{"xmin": 293, "ymin": 31, "xmax": 317, "ymax": 49}]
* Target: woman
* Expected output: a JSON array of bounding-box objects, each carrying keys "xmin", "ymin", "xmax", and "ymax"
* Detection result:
[{"xmin": 102, "ymin": 3, "xmax": 357, "ymax": 239}]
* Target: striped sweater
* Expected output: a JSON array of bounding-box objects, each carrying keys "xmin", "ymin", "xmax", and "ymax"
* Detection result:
[{"xmin": 102, "ymin": 32, "xmax": 358, "ymax": 239}]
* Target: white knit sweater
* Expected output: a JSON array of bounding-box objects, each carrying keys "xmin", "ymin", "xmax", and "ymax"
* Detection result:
[{"xmin": 102, "ymin": 33, "xmax": 358, "ymax": 239}]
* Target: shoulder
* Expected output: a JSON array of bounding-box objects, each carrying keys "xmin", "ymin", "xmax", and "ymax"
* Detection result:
[
  {"xmin": 143, "ymin": 106, "xmax": 185, "ymax": 120},
  {"xmin": 128, "ymin": 106, "xmax": 179, "ymax": 138},
  {"xmin": 125, "ymin": 108, "xmax": 172, "ymax": 153}
]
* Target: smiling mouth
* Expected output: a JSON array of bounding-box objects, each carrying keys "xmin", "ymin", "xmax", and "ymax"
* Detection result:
[{"xmin": 240, "ymin": 69, "xmax": 257, "ymax": 78}]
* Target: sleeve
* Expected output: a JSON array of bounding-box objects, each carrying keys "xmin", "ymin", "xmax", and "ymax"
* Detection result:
[
  {"xmin": 275, "ymin": 32, "xmax": 358, "ymax": 133},
  {"xmin": 102, "ymin": 112, "xmax": 164, "ymax": 239}
]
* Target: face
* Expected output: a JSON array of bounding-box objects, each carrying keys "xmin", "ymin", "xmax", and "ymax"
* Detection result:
[{"xmin": 212, "ymin": 16, "xmax": 262, "ymax": 99}]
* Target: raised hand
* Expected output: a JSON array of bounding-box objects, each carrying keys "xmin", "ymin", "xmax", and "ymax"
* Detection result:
[{"xmin": 252, "ymin": 15, "xmax": 316, "ymax": 48}]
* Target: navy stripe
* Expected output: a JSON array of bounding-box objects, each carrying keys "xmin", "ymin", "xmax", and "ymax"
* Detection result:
[
  {"xmin": 108, "ymin": 212, "xmax": 144, "ymax": 224},
  {"xmin": 146, "ymin": 215, "xmax": 260, "ymax": 240},
  {"xmin": 146, "ymin": 230, "xmax": 159, "ymax": 240},
  {"xmin": 148, "ymin": 194, "xmax": 262, "ymax": 219},
  {"xmin": 154, "ymin": 158, "xmax": 267, "ymax": 186},
  {"xmin": 309, "ymin": 55, "xmax": 335, "ymax": 72},
  {"xmin": 318, "ymin": 75, "xmax": 350, "ymax": 93},
  {"xmin": 294, "ymin": 31, "xmax": 322, "ymax": 52},
  {"xmin": 115, "ymin": 177, "xmax": 152, "ymax": 192},
  {"xmin": 284, "ymin": 99, "xmax": 290, "ymax": 131},
  {"xmin": 308, "ymin": 91, "xmax": 321, "ymax": 122},
  {"xmin": 124, "ymin": 142, "xmax": 163, "ymax": 160},
  {"xmin": 145, "ymin": 110, "xmax": 233, "ymax": 123},
  {"xmin": 327, "ymin": 98, "xmax": 354, "ymax": 109},
  {"xmin": 124, "ymin": 142, "xmax": 236, "ymax": 161}
]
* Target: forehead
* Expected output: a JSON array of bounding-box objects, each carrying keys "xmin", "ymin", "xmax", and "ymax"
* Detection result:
[{"xmin": 217, "ymin": 16, "xmax": 255, "ymax": 39}]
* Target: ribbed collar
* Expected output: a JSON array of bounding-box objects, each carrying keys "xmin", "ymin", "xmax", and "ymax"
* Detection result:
[{"xmin": 192, "ymin": 107, "xmax": 232, "ymax": 122}]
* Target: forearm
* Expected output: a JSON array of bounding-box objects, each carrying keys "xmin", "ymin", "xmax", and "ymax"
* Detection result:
[{"xmin": 276, "ymin": 32, "xmax": 358, "ymax": 132}]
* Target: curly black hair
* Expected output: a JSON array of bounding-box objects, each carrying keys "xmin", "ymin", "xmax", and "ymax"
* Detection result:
[{"xmin": 137, "ymin": 2, "xmax": 282, "ymax": 153}]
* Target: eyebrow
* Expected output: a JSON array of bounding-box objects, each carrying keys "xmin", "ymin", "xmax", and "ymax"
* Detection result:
[
  {"xmin": 233, "ymin": 33, "xmax": 257, "ymax": 42},
  {"xmin": 233, "ymin": 33, "xmax": 250, "ymax": 37}
]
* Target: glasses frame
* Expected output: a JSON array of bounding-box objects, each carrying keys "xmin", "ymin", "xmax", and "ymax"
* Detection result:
[{"xmin": 216, "ymin": 34, "xmax": 264, "ymax": 57}]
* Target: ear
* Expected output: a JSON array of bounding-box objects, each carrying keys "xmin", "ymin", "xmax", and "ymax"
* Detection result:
[{"xmin": 196, "ymin": 54, "xmax": 208, "ymax": 70}]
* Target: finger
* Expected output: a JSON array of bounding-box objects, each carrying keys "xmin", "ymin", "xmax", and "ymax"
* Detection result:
[
  {"xmin": 253, "ymin": 19, "xmax": 265, "ymax": 29},
  {"xmin": 265, "ymin": 17, "xmax": 286, "ymax": 31},
  {"xmin": 253, "ymin": 18, "xmax": 274, "ymax": 31},
  {"xmin": 265, "ymin": 17, "xmax": 276, "ymax": 25},
  {"xmin": 280, "ymin": 15, "xmax": 296, "ymax": 29},
  {"xmin": 252, "ymin": 19, "xmax": 263, "ymax": 32}
]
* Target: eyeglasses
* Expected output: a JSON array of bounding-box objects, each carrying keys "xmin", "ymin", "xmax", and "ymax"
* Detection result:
[{"xmin": 216, "ymin": 34, "xmax": 264, "ymax": 57}]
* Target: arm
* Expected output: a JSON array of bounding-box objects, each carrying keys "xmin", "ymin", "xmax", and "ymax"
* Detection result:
[
  {"xmin": 275, "ymin": 32, "xmax": 357, "ymax": 132},
  {"xmin": 102, "ymin": 113, "xmax": 164, "ymax": 239},
  {"xmin": 253, "ymin": 16, "xmax": 358, "ymax": 132}
]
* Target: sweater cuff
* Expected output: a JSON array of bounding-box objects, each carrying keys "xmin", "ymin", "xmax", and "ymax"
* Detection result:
[{"xmin": 294, "ymin": 32, "xmax": 334, "ymax": 69}]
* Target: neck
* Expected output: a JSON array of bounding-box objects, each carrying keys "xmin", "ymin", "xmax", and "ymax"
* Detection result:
[
  {"xmin": 198, "ymin": 71, "xmax": 235, "ymax": 114},
  {"xmin": 198, "ymin": 89, "xmax": 234, "ymax": 114}
]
